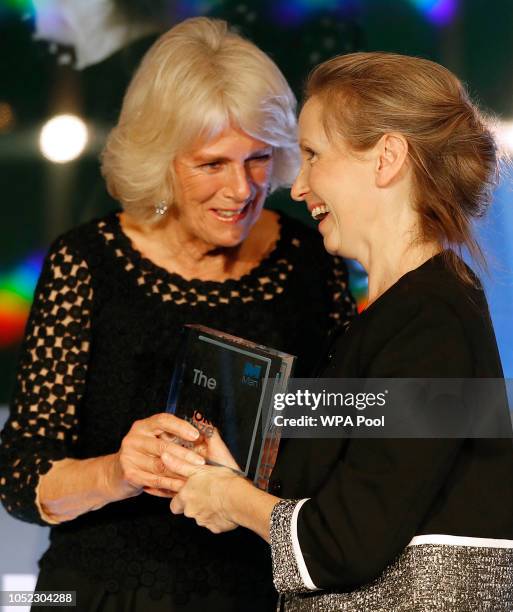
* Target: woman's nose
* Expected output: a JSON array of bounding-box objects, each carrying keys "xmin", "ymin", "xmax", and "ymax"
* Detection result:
[
  {"xmin": 227, "ymin": 165, "xmax": 252, "ymax": 202},
  {"xmin": 291, "ymin": 166, "xmax": 310, "ymax": 202}
]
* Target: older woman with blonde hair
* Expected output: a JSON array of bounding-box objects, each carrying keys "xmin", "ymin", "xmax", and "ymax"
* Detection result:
[
  {"xmin": 0, "ymin": 18, "xmax": 355, "ymax": 612},
  {"xmin": 166, "ymin": 52, "xmax": 513, "ymax": 610}
]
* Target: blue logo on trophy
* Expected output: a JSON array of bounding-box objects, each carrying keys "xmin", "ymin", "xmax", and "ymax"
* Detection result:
[{"xmin": 242, "ymin": 362, "xmax": 262, "ymax": 386}]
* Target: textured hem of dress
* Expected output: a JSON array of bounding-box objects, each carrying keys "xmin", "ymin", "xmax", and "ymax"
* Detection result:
[
  {"xmin": 280, "ymin": 543, "xmax": 513, "ymax": 611},
  {"xmin": 408, "ymin": 533, "xmax": 513, "ymax": 548}
]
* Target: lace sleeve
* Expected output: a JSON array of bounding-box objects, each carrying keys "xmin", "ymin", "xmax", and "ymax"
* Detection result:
[
  {"xmin": 0, "ymin": 237, "xmax": 92, "ymax": 525},
  {"xmin": 327, "ymin": 256, "xmax": 357, "ymax": 328}
]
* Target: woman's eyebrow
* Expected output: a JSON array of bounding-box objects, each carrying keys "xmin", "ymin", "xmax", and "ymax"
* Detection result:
[
  {"xmin": 193, "ymin": 154, "xmax": 229, "ymax": 163},
  {"xmin": 250, "ymin": 147, "xmax": 273, "ymax": 155},
  {"xmin": 299, "ymin": 141, "xmax": 314, "ymax": 152},
  {"xmin": 193, "ymin": 148, "xmax": 273, "ymax": 162}
]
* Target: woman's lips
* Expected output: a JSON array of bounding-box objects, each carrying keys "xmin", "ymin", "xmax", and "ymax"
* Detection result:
[{"xmin": 210, "ymin": 202, "xmax": 251, "ymax": 223}]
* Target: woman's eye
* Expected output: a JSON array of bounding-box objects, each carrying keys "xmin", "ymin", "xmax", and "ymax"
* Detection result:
[
  {"xmin": 202, "ymin": 161, "xmax": 222, "ymax": 170},
  {"xmin": 248, "ymin": 154, "xmax": 272, "ymax": 163},
  {"xmin": 304, "ymin": 148, "xmax": 317, "ymax": 162}
]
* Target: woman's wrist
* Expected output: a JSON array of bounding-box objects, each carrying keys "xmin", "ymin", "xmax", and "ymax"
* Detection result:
[
  {"xmin": 102, "ymin": 452, "xmax": 141, "ymax": 502},
  {"xmin": 36, "ymin": 454, "xmax": 135, "ymax": 524},
  {"xmin": 224, "ymin": 476, "xmax": 280, "ymax": 542}
]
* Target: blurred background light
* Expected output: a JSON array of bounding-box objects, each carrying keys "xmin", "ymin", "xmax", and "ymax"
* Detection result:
[
  {"xmin": 0, "ymin": 252, "xmax": 44, "ymax": 348},
  {"xmin": 0, "ymin": 102, "xmax": 15, "ymax": 133},
  {"xmin": 346, "ymin": 261, "xmax": 368, "ymax": 313},
  {"xmin": 3, "ymin": 0, "xmax": 33, "ymax": 12},
  {"xmin": 0, "ymin": 0, "xmax": 34, "ymax": 24},
  {"xmin": 270, "ymin": 0, "xmax": 359, "ymax": 27},
  {"xmin": 408, "ymin": 0, "xmax": 458, "ymax": 26},
  {"xmin": 175, "ymin": 0, "xmax": 223, "ymax": 19},
  {"xmin": 491, "ymin": 119, "xmax": 513, "ymax": 154},
  {"xmin": 39, "ymin": 114, "xmax": 88, "ymax": 163}
]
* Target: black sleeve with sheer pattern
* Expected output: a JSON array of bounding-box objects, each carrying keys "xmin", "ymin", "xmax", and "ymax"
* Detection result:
[{"xmin": 0, "ymin": 236, "xmax": 92, "ymax": 525}]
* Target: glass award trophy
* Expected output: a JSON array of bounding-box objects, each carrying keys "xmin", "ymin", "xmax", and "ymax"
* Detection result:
[{"xmin": 166, "ymin": 324, "xmax": 295, "ymax": 490}]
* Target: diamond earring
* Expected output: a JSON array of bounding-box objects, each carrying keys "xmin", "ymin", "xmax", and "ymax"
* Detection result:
[{"xmin": 155, "ymin": 201, "xmax": 168, "ymax": 216}]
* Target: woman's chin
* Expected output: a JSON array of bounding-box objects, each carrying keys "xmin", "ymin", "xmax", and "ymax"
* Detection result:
[
  {"xmin": 206, "ymin": 228, "xmax": 249, "ymax": 250},
  {"xmin": 205, "ymin": 213, "xmax": 257, "ymax": 247},
  {"xmin": 321, "ymin": 234, "xmax": 343, "ymax": 257}
]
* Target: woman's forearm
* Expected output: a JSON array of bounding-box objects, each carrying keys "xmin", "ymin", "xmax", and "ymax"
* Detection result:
[
  {"xmin": 36, "ymin": 453, "xmax": 135, "ymax": 524},
  {"xmin": 225, "ymin": 477, "xmax": 280, "ymax": 543}
]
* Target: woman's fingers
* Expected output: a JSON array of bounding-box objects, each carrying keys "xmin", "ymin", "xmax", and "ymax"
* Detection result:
[
  {"xmin": 157, "ymin": 414, "xmax": 200, "ymax": 440},
  {"xmin": 162, "ymin": 452, "xmax": 202, "ymax": 479},
  {"xmin": 115, "ymin": 414, "xmax": 205, "ymax": 500},
  {"xmin": 133, "ymin": 413, "xmax": 200, "ymax": 442},
  {"xmin": 170, "ymin": 494, "xmax": 185, "ymax": 514},
  {"xmin": 126, "ymin": 434, "xmax": 169, "ymax": 458},
  {"xmin": 207, "ymin": 428, "xmax": 241, "ymax": 471},
  {"xmin": 143, "ymin": 484, "xmax": 183, "ymax": 498},
  {"xmin": 168, "ymin": 471, "xmax": 240, "ymax": 534},
  {"xmin": 128, "ymin": 434, "xmax": 205, "ymax": 465},
  {"xmin": 144, "ymin": 447, "xmax": 205, "ymax": 476},
  {"xmin": 126, "ymin": 467, "xmax": 185, "ymax": 493},
  {"xmin": 125, "ymin": 449, "xmax": 204, "ymax": 484},
  {"xmin": 164, "ymin": 443, "xmax": 206, "ymax": 466},
  {"xmin": 116, "ymin": 414, "xmax": 208, "ymax": 500}
]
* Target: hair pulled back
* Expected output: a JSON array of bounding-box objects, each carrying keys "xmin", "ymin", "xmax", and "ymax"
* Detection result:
[{"xmin": 306, "ymin": 51, "xmax": 499, "ymax": 283}]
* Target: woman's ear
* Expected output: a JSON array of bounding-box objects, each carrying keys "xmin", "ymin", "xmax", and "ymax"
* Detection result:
[{"xmin": 375, "ymin": 133, "xmax": 409, "ymax": 188}]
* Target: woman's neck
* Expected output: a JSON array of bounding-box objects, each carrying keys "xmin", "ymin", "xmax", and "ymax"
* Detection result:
[
  {"xmin": 365, "ymin": 240, "xmax": 441, "ymax": 307},
  {"xmin": 119, "ymin": 210, "xmax": 280, "ymax": 282},
  {"xmin": 353, "ymin": 189, "xmax": 441, "ymax": 306}
]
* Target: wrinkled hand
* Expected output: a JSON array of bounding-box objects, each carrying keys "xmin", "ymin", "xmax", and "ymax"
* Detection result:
[
  {"xmin": 111, "ymin": 413, "xmax": 206, "ymax": 500},
  {"xmin": 162, "ymin": 451, "xmax": 241, "ymax": 534}
]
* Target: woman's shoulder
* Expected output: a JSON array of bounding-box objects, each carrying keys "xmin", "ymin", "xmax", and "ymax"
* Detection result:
[
  {"xmin": 361, "ymin": 252, "xmax": 488, "ymax": 323},
  {"xmin": 396, "ymin": 252, "xmax": 490, "ymax": 325},
  {"xmin": 46, "ymin": 211, "xmax": 119, "ymax": 258},
  {"xmin": 337, "ymin": 253, "xmax": 501, "ymax": 377}
]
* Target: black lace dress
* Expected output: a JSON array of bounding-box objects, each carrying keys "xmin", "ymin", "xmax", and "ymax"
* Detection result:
[{"xmin": 0, "ymin": 211, "xmax": 356, "ymax": 611}]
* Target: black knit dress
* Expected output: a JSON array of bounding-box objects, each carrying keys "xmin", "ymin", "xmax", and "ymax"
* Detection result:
[{"xmin": 0, "ymin": 211, "xmax": 355, "ymax": 611}]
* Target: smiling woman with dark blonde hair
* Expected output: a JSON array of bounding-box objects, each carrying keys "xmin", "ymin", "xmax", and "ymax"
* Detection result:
[
  {"xmin": 165, "ymin": 52, "xmax": 513, "ymax": 611},
  {"xmin": 0, "ymin": 18, "xmax": 355, "ymax": 612}
]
